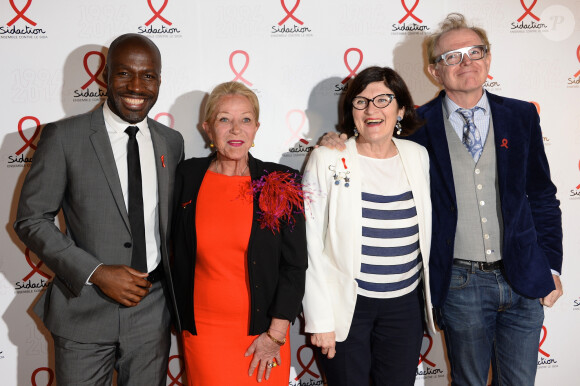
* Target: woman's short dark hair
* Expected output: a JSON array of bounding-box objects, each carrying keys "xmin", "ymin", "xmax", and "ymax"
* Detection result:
[{"xmin": 341, "ymin": 66, "xmax": 423, "ymax": 137}]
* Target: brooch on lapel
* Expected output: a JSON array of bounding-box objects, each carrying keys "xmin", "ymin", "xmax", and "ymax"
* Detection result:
[
  {"xmin": 249, "ymin": 171, "xmax": 306, "ymax": 233},
  {"xmin": 161, "ymin": 155, "xmax": 166, "ymax": 168},
  {"xmin": 329, "ymin": 158, "xmax": 350, "ymax": 187},
  {"xmin": 181, "ymin": 200, "xmax": 192, "ymax": 208},
  {"xmin": 500, "ymin": 139, "xmax": 509, "ymax": 149}
]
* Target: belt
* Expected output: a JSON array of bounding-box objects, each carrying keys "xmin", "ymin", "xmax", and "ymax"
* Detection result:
[
  {"xmin": 453, "ymin": 259, "xmax": 503, "ymax": 272},
  {"xmin": 147, "ymin": 264, "xmax": 165, "ymax": 283}
]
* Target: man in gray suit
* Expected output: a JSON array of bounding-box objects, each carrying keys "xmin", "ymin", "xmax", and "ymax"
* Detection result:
[{"xmin": 14, "ymin": 33, "xmax": 184, "ymax": 385}]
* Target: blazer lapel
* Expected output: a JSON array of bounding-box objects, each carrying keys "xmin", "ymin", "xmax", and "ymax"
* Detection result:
[
  {"xmin": 149, "ymin": 120, "xmax": 169, "ymax": 235},
  {"xmin": 89, "ymin": 106, "xmax": 131, "ymax": 231},
  {"xmin": 395, "ymin": 139, "xmax": 421, "ymax": 203},
  {"xmin": 486, "ymin": 91, "xmax": 509, "ymax": 198},
  {"xmin": 344, "ymin": 139, "xmax": 363, "ymax": 276},
  {"xmin": 424, "ymin": 92, "xmax": 456, "ymax": 200},
  {"xmin": 395, "ymin": 138, "xmax": 428, "ymax": 261}
]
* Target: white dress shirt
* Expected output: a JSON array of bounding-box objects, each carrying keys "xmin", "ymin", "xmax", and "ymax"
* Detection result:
[
  {"xmin": 103, "ymin": 102, "xmax": 161, "ymax": 273},
  {"xmin": 444, "ymin": 92, "xmax": 490, "ymax": 144}
]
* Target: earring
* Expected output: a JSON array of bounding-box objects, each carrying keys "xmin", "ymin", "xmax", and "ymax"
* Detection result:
[
  {"xmin": 209, "ymin": 142, "xmax": 215, "ymax": 148},
  {"xmin": 395, "ymin": 116, "xmax": 402, "ymax": 135},
  {"xmin": 252, "ymin": 142, "xmax": 255, "ymax": 147},
  {"xmin": 353, "ymin": 127, "xmax": 359, "ymax": 137}
]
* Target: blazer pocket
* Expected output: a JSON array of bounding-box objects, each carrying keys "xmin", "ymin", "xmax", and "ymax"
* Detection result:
[{"xmin": 516, "ymin": 227, "xmax": 537, "ymax": 250}]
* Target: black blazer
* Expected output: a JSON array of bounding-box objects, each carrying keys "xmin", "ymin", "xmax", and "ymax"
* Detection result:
[{"xmin": 171, "ymin": 153, "xmax": 307, "ymax": 335}]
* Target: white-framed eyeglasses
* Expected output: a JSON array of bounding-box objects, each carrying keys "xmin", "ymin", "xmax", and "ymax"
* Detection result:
[
  {"xmin": 434, "ymin": 45, "xmax": 488, "ymax": 66},
  {"xmin": 352, "ymin": 94, "xmax": 396, "ymax": 110}
]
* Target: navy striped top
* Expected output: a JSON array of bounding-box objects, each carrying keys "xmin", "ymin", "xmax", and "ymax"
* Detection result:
[{"xmin": 356, "ymin": 154, "xmax": 422, "ymax": 299}]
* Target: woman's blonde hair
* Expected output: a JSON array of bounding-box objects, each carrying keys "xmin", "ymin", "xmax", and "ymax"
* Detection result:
[{"xmin": 203, "ymin": 81, "xmax": 260, "ymax": 123}]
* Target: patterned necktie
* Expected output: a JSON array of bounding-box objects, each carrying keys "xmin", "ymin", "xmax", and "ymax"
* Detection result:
[
  {"xmin": 456, "ymin": 107, "xmax": 483, "ymax": 162},
  {"xmin": 125, "ymin": 126, "xmax": 147, "ymax": 272}
]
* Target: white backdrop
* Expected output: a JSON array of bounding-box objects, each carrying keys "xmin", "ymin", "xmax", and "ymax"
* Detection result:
[{"xmin": 1, "ymin": 1, "xmax": 579, "ymax": 385}]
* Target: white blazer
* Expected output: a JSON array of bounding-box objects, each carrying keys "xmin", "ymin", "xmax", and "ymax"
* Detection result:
[{"xmin": 302, "ymin": 137, "xmax": 436, "ymax": 341}]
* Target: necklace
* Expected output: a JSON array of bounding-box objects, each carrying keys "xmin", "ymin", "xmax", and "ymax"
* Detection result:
[{"xmin": 214, "ymin": 159, "xmax": 249, "ymax": 176}]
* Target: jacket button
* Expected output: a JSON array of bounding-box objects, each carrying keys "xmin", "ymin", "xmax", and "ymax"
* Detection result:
[
  {"xmin": 450, "ymin": 206, "xmax": 455, "ymax": 213},
  {"xmin": 256, "ymin": 308, "xmax": 260, "ymax": 312},
  {"xmin": 252, "ymin": 260, "xmax": 257, "ymax": 265},
  {"xmin": 446, "ymin": 239, "xmax": 452, "ymax": 246},
  {"xmin": 124, "ymin": 242, "xmax": 132, "ymax": 248}
]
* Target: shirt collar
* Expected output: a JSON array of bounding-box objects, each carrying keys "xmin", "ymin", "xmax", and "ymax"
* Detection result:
[
  {"xmin": 443, "ymin": 91, "xmax": 490, "ymax": 119},
  {"xmin": 102, "ymin": 100, "xmax": 150, "ymax": 137}
]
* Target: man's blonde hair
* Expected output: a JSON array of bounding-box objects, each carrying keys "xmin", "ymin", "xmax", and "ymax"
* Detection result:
[{"xmin": 426, "ymin": 13, "xmax": 490, "ymax": 64}]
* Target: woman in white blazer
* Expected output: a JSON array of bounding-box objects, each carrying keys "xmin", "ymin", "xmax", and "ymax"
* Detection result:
[{"xmin": 303, "ymin": 67, "xmax": 436, "ymax": 386}]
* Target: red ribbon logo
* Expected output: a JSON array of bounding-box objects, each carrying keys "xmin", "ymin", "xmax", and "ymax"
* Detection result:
[
  {"xmin": 278, "ymin": 0, "xmax": 304, "ymax": 26},
  {"xmin": 500, "ymin": 138, "xmax": 509, "ymax": 149},
  {"xmin": 167, "ymin": 354, "xmax": 185, "ymax": 385},
  {"xmin": 294, "ymin": 344, "xmax": 319, "ymax": 380},
  {"xmin": 576, "ymin": 160, "xmax": 580, "ymax": 190},
  {"xmin": 81, "ymin": 51, "xmax": 107, "ymax": 90},
  {"xmin": 145, "ymin": 0, "xmax": 172, "ymax": 26},
  {"xmin": 341, "ymin": 48, "xmax": 363, "ymax": 84},
  {"xmin": 538, "ymin": 325, "xmax": 550, "ymax": 357},
  {"xmin": 229, "ymin": 50, "xmax": 253, "ymax": 87},
  {"xmin": 31, "ymin": 367, "xmax": 54, "ymax": 386},
  {"xmin": 16, "ymin": 116, "xmax": 41, "ymax": 156},
  {"xmin": 284, "ymin": 109, "xmax": 306, "ymax": 146},
  {"xmin": 574, "ymin": 45, "xmax": 580, "ymax": 78},
  {"xmin": 22, "ymin": 248, "xmax": 52, "ymax": 282},
  {"xmin": 517, "ymin": 0, "xmax": 540, "ymax": 22},
  {"xmin": 398, "ymin": 0, "xmax": 422, "ymax": 24},
  {"xmin": 7, "ymin": 0, "xmax": 37, "ymax": 26},
  {"xmin": 154, "ymin": 112, "xmax": 175, "ymax": 128},
  {"xmin": 418, "ymin": 333, "xmax": 436, "ymax": 367}
]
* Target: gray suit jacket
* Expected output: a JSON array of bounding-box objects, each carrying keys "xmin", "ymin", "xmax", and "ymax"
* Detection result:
[{"xmin": 14, "ymin": 105, "xmax": 184, "ymax": 343}]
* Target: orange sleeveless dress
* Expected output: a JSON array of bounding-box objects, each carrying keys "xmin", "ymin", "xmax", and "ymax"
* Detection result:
[{"xmin": 182, "ymin": 171, "xmax": 290, "ymax": 385}]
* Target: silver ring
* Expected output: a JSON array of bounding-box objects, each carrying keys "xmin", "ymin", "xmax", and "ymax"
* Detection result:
[{"xmin": 267, "ymin": 362, "xmax": 274, "ymax": 368}]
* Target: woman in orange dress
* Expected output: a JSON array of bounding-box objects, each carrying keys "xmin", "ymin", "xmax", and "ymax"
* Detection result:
[{"xmin": 171, "ymin": 81, "xmax": 307, "ymax": 385}]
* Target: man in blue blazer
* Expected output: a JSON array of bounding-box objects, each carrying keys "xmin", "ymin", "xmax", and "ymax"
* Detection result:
[
  {"xmin": 410, "ymin": 14, "xmax": 563, "ymax": 385},
  {"xmin": 14, "ymin": 34, "xmax": 184, "ymax": 385}
]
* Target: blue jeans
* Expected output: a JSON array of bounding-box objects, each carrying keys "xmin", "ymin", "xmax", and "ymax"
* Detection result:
[{"xmin": 439, "ymin": 264, "xmax": 544, "ymax": 386}]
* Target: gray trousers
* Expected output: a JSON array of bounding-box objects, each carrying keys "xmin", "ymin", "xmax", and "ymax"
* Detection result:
[{"xmin": 52, "ymin": 280, "xmax": 171, "ymax": 386}]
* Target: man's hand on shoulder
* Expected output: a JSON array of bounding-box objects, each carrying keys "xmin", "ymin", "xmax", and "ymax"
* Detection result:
[
  {"xmin": 540, "ymin": 275, "xmax": 563, "ymax": 307},
  {"xmin": 318, "ymin": 132, "xmax": 348, "ymax": 151},
  {"xmin": 89, "ymin": 265, "xmax": 151, "ymax": 307}
]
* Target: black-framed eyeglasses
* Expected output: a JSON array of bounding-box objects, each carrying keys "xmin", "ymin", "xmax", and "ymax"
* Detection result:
[
  {"xmin": 434, "ymin": 45, "xmax": 488, "ymax": 66},
  {"xmin": 352, "ymin": 94, "xmax": 396, "ymax": 110}
]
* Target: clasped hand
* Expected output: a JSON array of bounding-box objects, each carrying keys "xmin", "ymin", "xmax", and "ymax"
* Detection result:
[{"xmin": 90, "ymin": 264, "xmax": 151, "ymax": 307}]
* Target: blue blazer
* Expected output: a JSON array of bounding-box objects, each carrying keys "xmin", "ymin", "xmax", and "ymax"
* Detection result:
[{"xmin": 409, "ymin": 90, "xmax": 562, "ymax": 308}]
